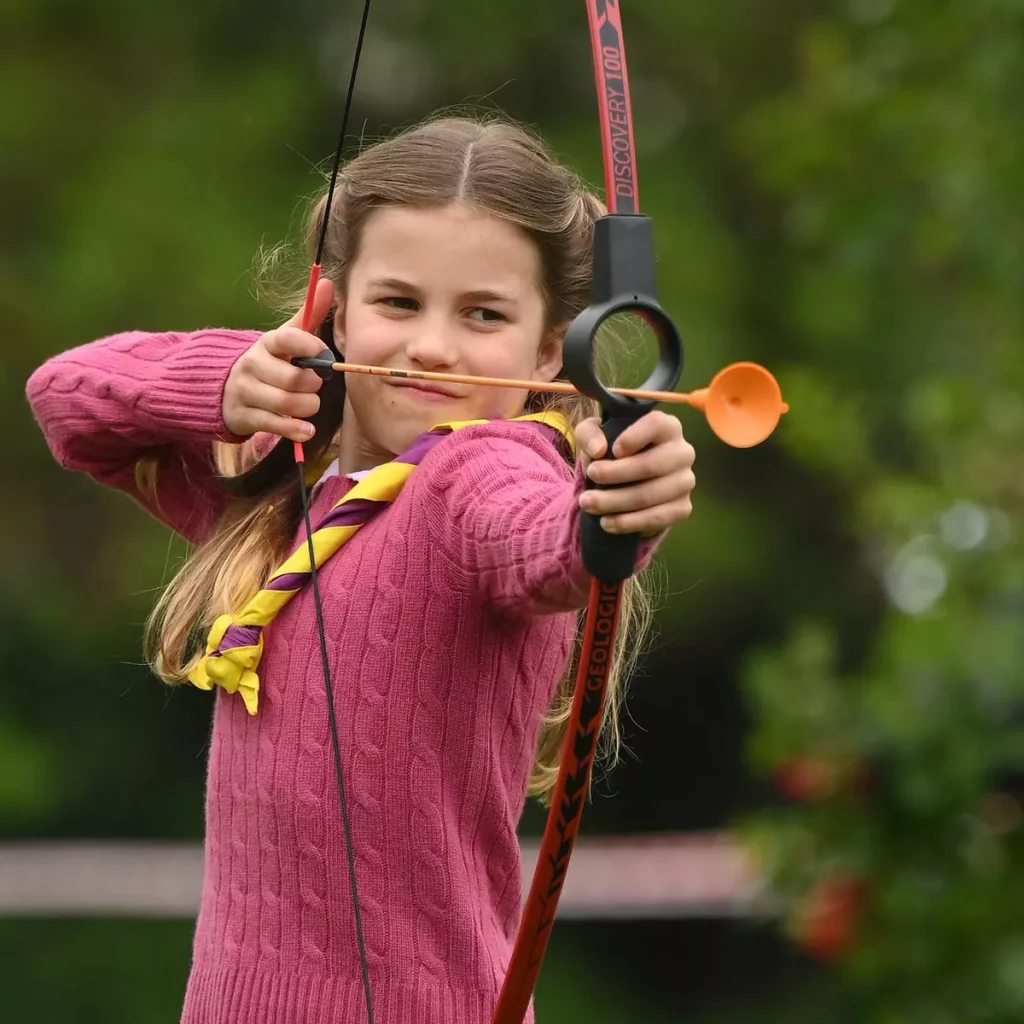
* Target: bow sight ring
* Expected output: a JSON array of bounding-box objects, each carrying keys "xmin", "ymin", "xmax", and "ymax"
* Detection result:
[{"xmin": 562, "ymin": 214, "xmax": 683, "ymax": 413}]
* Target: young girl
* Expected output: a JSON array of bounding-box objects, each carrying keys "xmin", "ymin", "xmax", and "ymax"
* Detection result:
[{"xmin": 26, "ymin": 116, "xmax": 695, "ymax": 1023}]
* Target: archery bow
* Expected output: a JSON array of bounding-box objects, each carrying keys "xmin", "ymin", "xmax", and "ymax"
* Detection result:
[
  {"xmin": 491, "ymin": 2, "xmax": 684, "ymax": 1019},
  {"xmin": 218, "ymin": 2, "xmax": 785, "ymax": 1023}
]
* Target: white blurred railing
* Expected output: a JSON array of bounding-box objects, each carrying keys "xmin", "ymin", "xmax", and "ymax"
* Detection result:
[{"xmin": 0, "ymin": 832, "xmax": 763, "ymax": 918}]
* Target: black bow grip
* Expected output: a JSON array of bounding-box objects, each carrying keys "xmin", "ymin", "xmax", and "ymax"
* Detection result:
[{"xmin": 562, "ymin": 214, "xmax": 684, "ymax": 583}]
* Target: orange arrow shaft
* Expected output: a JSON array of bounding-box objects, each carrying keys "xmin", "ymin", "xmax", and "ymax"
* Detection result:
[{"xmin": 325, "ymin": 361, "xmax": 705, "ymax": 407}]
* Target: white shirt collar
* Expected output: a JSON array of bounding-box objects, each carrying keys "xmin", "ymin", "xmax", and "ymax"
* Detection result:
[{"xmin": 313, "ymin": 457, "xmax": 374, "ymax": 493}]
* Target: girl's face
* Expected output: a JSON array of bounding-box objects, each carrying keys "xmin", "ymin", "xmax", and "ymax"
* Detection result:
[{"xmin": 332, "ymin": 202, "xmax": 563, "ymax": 472}]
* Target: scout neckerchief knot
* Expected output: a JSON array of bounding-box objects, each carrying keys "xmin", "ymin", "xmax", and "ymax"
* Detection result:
[{"xmin": 187, "ymin": 412, "xmax": 575, "ymax": 713}]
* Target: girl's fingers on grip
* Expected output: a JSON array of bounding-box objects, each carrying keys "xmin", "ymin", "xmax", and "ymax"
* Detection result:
[
  {"xmin": 581, "ymin": 470, "xmax": 694, "ymax": 517},
  {"xmin": 587, "ymin": 437, "xmax": 695, "ymax": 485},
  {"xmin": 609, "ymin": 410, "xmax": 682, "ymax": 457},
  {"xmin": 573, "ymin": 418, "xmax": 608, "ymax": 461},
  {"xmin": 599, "ymin": 497, "xmax": 693, "ymax": 537}
]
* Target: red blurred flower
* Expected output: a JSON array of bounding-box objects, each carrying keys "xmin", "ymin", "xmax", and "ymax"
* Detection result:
[
  {"xmin": 775, "ymin": 756, "xmax": 840, "ymax": 802},
  {"xmin": 775, "ymin": 754, "xmax": 871, "ymax": 802},
  {"xmin": 793, "ymin": 874, "xmax": 864, "ymax": 960}
]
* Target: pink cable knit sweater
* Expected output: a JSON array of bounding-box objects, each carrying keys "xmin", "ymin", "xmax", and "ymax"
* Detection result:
[{"xmin": 26, "ymin": 328, "xmax": 661, "ymax": 1024}]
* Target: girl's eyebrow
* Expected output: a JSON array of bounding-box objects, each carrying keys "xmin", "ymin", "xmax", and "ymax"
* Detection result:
[
  {"xmin": 365, "ymin": 276, "xmax": 417, "ymax": 292},
  {"xmin": 365, "ymin": 276, "xmax": 517, "ymax": 304},
  {"xmin": 462, "ymin": 288, "xmax": 518, "ymax": 305}
]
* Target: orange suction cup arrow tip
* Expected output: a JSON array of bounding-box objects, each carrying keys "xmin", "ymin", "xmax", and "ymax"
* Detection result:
[{"xmin": 686, "ymin": 361, "xmax": 789, "ymax": 448}]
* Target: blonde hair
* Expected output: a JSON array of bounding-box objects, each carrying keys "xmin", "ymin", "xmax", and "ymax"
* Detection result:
[{"xmin": 142, "ymin": 115, "xmax": 659, "ymax": 802}]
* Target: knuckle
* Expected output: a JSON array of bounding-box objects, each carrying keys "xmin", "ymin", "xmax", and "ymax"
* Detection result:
[
  {"xmin": 293, "ymin": 367, "xmax": 325, "ymax": 393},
  {"xmin": 278, "ymin": 365, "xmax": 306, "ymax": 391},
  {"xmin": 234, "ymin": 350, "xmax": 257, "ymax": 378},
  {"xmin": 275, "ymin": 391, "xmax": 319, "ymax": 418},
  {"xmin": 645, "ymin": 410, "xmax": 674, "ymax": 434},
  {"xmin": 270, "ymin": 328, "xmax": 300, "ymax": 357},
  {"xmin": 254, "ymin": 412, "xmax": 281, "ymax": 436},
  {"xmin": 650, "ymin": 508, "xmax": 672, "ymax": 530},
  {"xmin": 296, "ymin": 393, "xmax": 321, "ymax": 418},
  {"xmin": 673, "ymin": 467, "xmax": 695, "ymax": 493},
  {"xmin": 302, "ymin": 367, "xmax": 326, "ymax": 389},
  {"xmin": 234, "ymin": 376, "xmax": 258, "ymax": 406},
  {"xmin": 269, "ymin": 390, "xmax": 300, "ymax": 416}
]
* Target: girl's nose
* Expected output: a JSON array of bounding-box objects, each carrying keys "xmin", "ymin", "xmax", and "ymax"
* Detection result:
[{"xmin": 406, "ymin": 318, "xmax": 457, "ymax": 368}]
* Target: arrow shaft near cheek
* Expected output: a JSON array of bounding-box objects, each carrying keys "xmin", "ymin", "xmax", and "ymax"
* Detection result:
[{"xmin": 298, "ymin": 359, "xmax": 706, "ymax": 408}]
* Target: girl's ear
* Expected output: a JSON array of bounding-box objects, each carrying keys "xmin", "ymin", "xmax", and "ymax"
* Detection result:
[
  {"xmin": 331, "ymin": 299, "xmax": 347, "ymax": 357},
  {"xmin": 535, "ymin": 323, "xmax": 566, "ymax": 383}
]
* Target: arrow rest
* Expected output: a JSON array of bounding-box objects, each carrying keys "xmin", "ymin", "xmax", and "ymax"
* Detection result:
[{"xmin": 303, "ymin": 345, "xmax": 340, "ymax": 380}]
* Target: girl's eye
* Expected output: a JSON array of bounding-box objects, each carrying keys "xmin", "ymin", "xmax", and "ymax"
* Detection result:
[
  {"xmin": 379, "ymin": 296, "xmax": 418, "ymax": 311},
  {"xmin": 467, "ymin": 307, "xmax": 506, "ymax": 323}
]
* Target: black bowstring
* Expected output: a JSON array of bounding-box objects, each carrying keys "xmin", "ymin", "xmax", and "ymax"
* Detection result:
[
  {"xmin": 314, "ymin": 0, "xmax": 374, "ymax": 266},
  {"xmin": 298, "ymin": 473, "xmax": 375, "ymax": 1022},
  {"xmin": 296, "ymin": 0, "xmax": 376, "ymax": 1020}
]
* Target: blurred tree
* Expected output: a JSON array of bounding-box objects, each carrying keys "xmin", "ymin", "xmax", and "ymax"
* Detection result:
[{"xmin": 734, "ymin": 1, "xmax": 1024, "ymax": 1020}]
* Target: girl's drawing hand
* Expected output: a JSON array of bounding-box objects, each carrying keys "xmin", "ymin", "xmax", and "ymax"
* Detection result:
[
  {"xmin": 575, "ymin": 411, "xmax": 696, "ymax": 536},
  {"xmin": 222, "ymin": 278, "xmax": 336, "ymax": 443}
]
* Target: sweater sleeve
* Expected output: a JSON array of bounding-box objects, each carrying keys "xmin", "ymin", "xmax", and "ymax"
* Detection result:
[
  {"xmin": 417, "ymin": 421, "xmax": 665, "ymax": 616},
  {"xmin": 25, "ymin": 328, "xmax": 260, "ymax": 544}
]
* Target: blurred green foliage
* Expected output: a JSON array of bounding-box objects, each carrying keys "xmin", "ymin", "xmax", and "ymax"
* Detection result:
[
  {"xmin": 735, "ymin": 1, "xmax": 1024, "ymax": 1021},
  {"xmin": 3, "ymin": 0, "xmax": 1023, "ymax": 1020}
]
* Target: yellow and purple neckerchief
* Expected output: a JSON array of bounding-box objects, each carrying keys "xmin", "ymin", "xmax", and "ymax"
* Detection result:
[{"xmin": 187, "ymin": 412, "xmax": 574, "ymax": 714}]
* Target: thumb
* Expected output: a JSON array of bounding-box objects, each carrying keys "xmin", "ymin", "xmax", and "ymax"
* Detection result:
[
  {"xmin": 574, "ymin": 418, "xmax": 608, "ymax": 465},
  {"xmin": 284, "ymin": 275, "xmax": 337, "ymax": 334}
]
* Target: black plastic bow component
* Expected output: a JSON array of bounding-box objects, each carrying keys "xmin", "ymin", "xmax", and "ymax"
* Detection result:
[{"xmin": 489, "ymin": 4, "xmax": 684, "ymax": 1021}]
